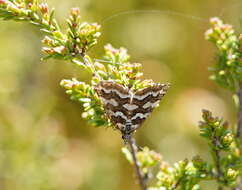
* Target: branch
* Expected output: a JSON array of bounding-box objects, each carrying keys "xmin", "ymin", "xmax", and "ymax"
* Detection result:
[{"xmin": 127, "ymin": 137, "xmax": 147, "ymax": 190}]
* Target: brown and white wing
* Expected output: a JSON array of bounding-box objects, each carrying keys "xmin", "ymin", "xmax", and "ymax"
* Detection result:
[
  {"xmin": 131, "ymin": 83, "xmax": 170, "ymax": 128},
  {"xmin": 95, "ymin": 81, "xmax": 131, "ymax": 130}
]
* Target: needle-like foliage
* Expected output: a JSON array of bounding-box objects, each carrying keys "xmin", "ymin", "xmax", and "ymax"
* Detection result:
[{"xmin": 0, "ymin": 1, "xmax": 241, "ymax": 189}]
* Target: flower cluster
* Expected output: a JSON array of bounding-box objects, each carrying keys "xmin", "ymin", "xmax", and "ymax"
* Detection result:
[
  {"xmin": 199, "ymin": 110, "xmax": 241, "ymax": 187},
  {"xmin": 60, "ymin": 78, "xmax": 110, "ymax": 127},
  {"xmin": 0, "ymin": 0, "xmax": 101, "ymax": 61},
  {"xmin": 199, "ymin": 109, "xmax": 234, "ymax": 150},
  {"xmin": 93, "ymin": 44, "xmax": 153, "ymax": 89},
  {"xmin": 122, "ymin": 147, "xmax": 162, "ymax": 176},
  {"xmin": 0, "ymin": 0, "xmax": 59, "ymax": 32},
  {"xmin": 205, "ymin": 17, "xmax": 242, "ymax": 92},
  {"xmin": 41, "ymin": 7, "xmax": 101, "ymax": 60},
  {"xmin": 123, "ymin": 147, "xmax": 212, "ymax": 190}
]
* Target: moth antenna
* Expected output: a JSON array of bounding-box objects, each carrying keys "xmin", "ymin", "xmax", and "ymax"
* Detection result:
[
  {"xmin": 94, "ymin": 58, "xmax": 122, "ymax": 66},
  {"xmin": 82, "ymin": 55, "xmax": 102, "ymax": 80}
]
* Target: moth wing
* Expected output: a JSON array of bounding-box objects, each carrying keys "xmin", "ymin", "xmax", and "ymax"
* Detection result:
[
  {"xmin": 131, "ymin": 83, "xmax": 170, "ymax": 128},
  {"xmin": 95, "ymin": 81, "xmax": 131, "ymax": 130}
]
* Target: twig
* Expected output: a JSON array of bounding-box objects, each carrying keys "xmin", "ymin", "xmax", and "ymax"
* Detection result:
[
  {"xmin": 127, "ymin": 137, "xmax": 147, "ymax": 190},
  {"xmin": 233, "ymin": 87, "xmax": 242, "ymax": 190},
  {"xmin": 212, "ymin": 137, "xmax": 224, "ymax": 190},
  {"xmin": 214, "ymin": 149, "xmax": 223, "ymax": 179},
  {"xmin": 236, "ymin": 88, "xmax": 242, "ymax": 139},
  {"xmin": 171, "ymin": 177, "xmax": 182, "ymax": 190},
  {"xmin": 215, "ymin": 149, "xmax": 223, "ymax": 190}
]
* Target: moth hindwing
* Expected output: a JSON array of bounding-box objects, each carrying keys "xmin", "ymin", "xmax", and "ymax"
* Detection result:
[{"xmin": 95, "ymin": 81, "xmax": 169, "ymax": 136}]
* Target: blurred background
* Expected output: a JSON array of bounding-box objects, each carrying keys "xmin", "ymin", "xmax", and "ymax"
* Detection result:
[{"xmin": 0, "ymin": 0, "xmax": 241, "ymax": 189}]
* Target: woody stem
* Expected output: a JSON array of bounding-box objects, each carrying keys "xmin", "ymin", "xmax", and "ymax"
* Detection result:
[
  {"xmin": 233, "ymin": 87, "xmax": 242, "ymax": 190},
  {"xmin": 236, "ymin": 88, "xmax": 242, "ymax": 139},
  {"xmin": 128, "ymin": 136, "xmax": 147, "ymax": 190}
]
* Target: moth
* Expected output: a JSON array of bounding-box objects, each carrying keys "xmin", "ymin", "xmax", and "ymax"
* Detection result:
[{"xmin": 95, "ymin": 81, "xmax": 169, "ymax": 140}]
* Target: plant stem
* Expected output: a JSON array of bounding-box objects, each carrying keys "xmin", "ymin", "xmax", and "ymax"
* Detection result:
[
  {"xmin": 172, "ymin": 177, "xmax": 182, "ymax": 190},
  {"xmin": 128, "ymin": 137, "xmax": 147, "ymax": 190},
  {"xmin": 215, "ymin": 150, "xmax": 223, "ymax": 190},
  {"xmin": 233, "ymin": 87, "xmax": 242, "ymax": 190},
  {"xmin": 236, "ymin": 88, "xmax": 242, "ymax": 139},
  {"xmin": 212, "ymin": 137, "xmax": 224, "ymax": 190}
]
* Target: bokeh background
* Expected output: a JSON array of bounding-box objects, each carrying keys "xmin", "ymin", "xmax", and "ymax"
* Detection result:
[{"xmin": 0, "ymin": 0, "xmax": 241, "ymax": 189}]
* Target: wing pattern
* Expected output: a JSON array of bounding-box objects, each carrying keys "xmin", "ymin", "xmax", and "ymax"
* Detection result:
[{"xmin": 95, "ymin": 81, "xmax": 169, "ymax": 135}]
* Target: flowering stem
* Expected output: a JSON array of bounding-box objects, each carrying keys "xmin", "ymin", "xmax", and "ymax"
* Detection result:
[
  {"xmin": 215, "ymin": 151, "xmax": 223, "ymax": 190},
  {"xmin": 237, "ymin": 87, "xmax": 242, "ymax": 139},
  {"xmin": 233, "ymin": 87, "xmax": 242, "ymax": 190},
  {"xmin": 212, "ymin": 137, "xmax": 224, "ymax": 190},
  {"xmin": 128, "ymin": 137, "xmax": 147, "ymax": 190},
  {"xmin": 171, "ymin": 178, "xmax": 182, "ymax": 190}
]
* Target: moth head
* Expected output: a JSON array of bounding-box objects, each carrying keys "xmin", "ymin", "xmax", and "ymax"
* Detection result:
[{"xmin": 125, "ymin": 121, "xmax": 133, "ymax": 133}]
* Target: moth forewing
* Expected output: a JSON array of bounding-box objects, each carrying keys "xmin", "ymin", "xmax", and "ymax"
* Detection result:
[
  {"xmin": 95, "ymin": 81, "xmax": 131, "ymax": 132},
  {"xmin": 130, "ymin": 83, "xmax": 169, "ymax": 128}
]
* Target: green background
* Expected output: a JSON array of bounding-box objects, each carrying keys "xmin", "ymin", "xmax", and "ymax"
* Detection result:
[{"xmin": 0, "ymin": 0, "xmax": 241, "ymax": 189}]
